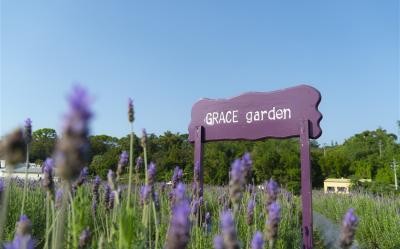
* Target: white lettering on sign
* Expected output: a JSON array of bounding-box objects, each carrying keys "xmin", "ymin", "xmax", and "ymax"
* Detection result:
[{"xmin": 205, "ymin": 107, "xmax": 291, "ymax": 126}]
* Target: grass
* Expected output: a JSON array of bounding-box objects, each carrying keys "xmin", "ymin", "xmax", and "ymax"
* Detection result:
[{"xmin": 313, "ymin": 190, "xmax": 400, "ymax": 249}]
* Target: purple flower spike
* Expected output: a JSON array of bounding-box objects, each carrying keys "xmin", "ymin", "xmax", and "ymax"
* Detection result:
[
  {"xmin": 117, "ymin": 151, "xmax": 129, "ymax": 178},
  {"xmin": 213, "ymin": 235, "xmax": 224, "ymax": 249},
  {"xmin": 92, "ymin": 176, "xmax": 101, "ymax": 202},
  {"xmin": 107, "ymin": 170, "xmax": 116, "ymax": 190},
  {"xmin": 174, "ymin": 183, "xmax": 186, "ymax": 204},
  {"xmin": 147, "ymin": 162, "xmax": 156, "ymax": 186},
  {"xmin": 140, "ymin": 185, "xmax": 151, "ymax": 205},
  {"xmin": 165, "ymin": 200, "xmax": 191, "ymax": 249},
  {"xmin": 339, "ymin": 208, "xmax": 358, "ymax": 249},
  {"xmin": 221, "ymin": 211, "xmax": 240, "ymax": 249},
  {"xmin": 78, "ymin": 227, "xmax": 91, "ymax": 248},
  {"xmin": 42, "ymin": 158, "xmax": 55, "ymax": 197},
  {"xmin": 265, "ymin": 179, "xmax": 279, "ymax": 207},
  {"xmin": 266, "ymin": 201, "xmax": 281, "ymax": 243},
  {"xmin": 247, "ymin": 199, "xmax": 255, "ymax": 225},
  {"xmin": 251, "ymin": 231, "xmax": 264, "ymax": 249},
  {"xmin": 241, "ymin": 152, "xmax": 252, "ymax": 182},
  {"xmin": 141, "ymin": 128, "xmax": 147, "ymax": 147},
  {"xmin": 135, "ymin": 156, "xmax": 143, "ymax": 172},
  {"xmin": 56, "ymin": 86, "xmax": 92, "ymax": 181},
  {"xmin": 24, "ymin": 118, "xmax": 32, "ymax": 144},
  {"xmin": 55, "ymin": 188, "xmax": 63, "ymax": 209},
  {"xmin": 128, "ymin": 98, "xmax": 134, "ymax": 123},
  {"xmin": 172, "ymin": 166, "xmax": 183, "ymax": 188},
  {"xmin": 229, "ymin": 159, "xmax": 245, "ymax": 210}
]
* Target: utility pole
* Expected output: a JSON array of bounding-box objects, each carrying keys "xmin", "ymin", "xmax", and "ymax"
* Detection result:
[{"xmin": 392, "ymin": 159, "xmax": 398, "ymax": 191}]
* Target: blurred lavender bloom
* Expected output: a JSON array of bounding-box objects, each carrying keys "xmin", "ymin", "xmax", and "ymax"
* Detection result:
[
  {"xmin": 75, "ymin": 167, "xmax": 89, "ymax": 187},
  {"xmin": 140, "ymin": 185, "xmax": 151, "ymax": 205},
  {"xmin": 251, "ymin": 231, "xmax": 264, "ymax": 249},
  {"xmin": 91, "ymin": 199, "xmax": 97, "ymax": 215},
  {"xmin": 135, "ymin": 156, "xmax": 143, "ymax": 173},
  {"xmin": 108, "ymin": 191, "xmax": 115, "ymax": 210},
  {"xmin": 265, "ymin": 202, "xmax": 281, "ymax": 245},
  {"xmin": 24, "ymin": 118, "xmax": 32, "ymax": 144},
  {"xmin": 241, "ymin": 152, "xmax": 252, "ymax": 182},
  {"xmin": 203, "ymin": 212, "xmax": 211, "ymax": 233},
  {"xmin": 55, "ymin": 188, "xmax": 63, "ymax": 209},
  {"xmin": 154, "ymin": 191, "xmax": 160, "ymax": 212},
  {"xmin": 141, "ymin": 129, "xmax": 147, "ymax": 148},
  {"xmin": 4, "ymin": 215, "xmax": 35, "ymax": 249},
  {"xmin": 160, "ymin": 182, "xmax": 166, "ymax": 193},
  {"xmin": 147, "ymin": 162, "xmax": 156, "ymax": 186},
  {"xmin": 172, "ymin": 166, "xmax": 183, "ymax": 188},
  {"xmin": 229, "ymin": 159, "xmax": 245, "ymax": 211},
  {"xmin": 128, "ymin": 98, "xmax": 134, "ymax": 123},
  {"xmin": 165, "ymin": 200, "xmax": 191, "ymax": 249},
  {"xmin": 92, "ymin": 176, "xmax": 101, "ymax": 202},
  {"xmin": 174, "ymin": 183, "xmax": 186, "ymax": 204},
  {"xmin": 265, "ymin": 179, "xmax": 279, "ymax": 207},
  {"xmin": 213, "ymin": 235, "xmax": 224, "ymax": 249},
  {"xmin": 247, "ymin": 199, "xmax": 255, "ymax": 225},
  {"xmin": 221, "ymin": 211, "xmax": 240, "ymax": 249},
  {"xmin": 107, "ymin": 170, "xmax": 116, "ymax": 191},
  {"xmin": 42, "ymin": 158, "xmax": 55, "ymax": 198},
  {"xmin": 339, "ymin": 208, "xmax": 358, "ymax": 249},
  {"xmin": 1, "ymin": 128, "xmax": 26, "ymax": 166},
  {"xmin": 104, "ymin": 184, "xmax": 111, "ymax": 208},
  {"xmin": 193, "ymin": 162, "xmax": 201, "ymax": 196},
  {"xmin": 55, "ymin": 86, "xmax": 92, "ymax": 181},
  {"xmin": 78, "ymin": 227, "xmax": 91, "ymax": 249},
  {"xmin": 117, "ymin": 151, "xmax": 129, "ymax": 178}
]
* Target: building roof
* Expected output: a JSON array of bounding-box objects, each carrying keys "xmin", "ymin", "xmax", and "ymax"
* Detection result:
[{"xmin": 324, "ymin": 178, "xmax": 351, "ymax": 183}]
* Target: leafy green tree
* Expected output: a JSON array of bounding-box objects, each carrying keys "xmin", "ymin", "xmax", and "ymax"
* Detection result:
[{"xmin": 30, "ymin": 128, "xmax": 57, "ymax": 163}]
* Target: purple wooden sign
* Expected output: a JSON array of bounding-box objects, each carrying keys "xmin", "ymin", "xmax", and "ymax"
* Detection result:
[{"xmin": 188, "ymin": 85, "xmax": 322, "ymax": 249}]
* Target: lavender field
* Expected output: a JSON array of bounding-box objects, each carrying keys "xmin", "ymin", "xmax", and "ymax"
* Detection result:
[{"xmin": 0, "ymin": 86, "xmax": 382, "ymax": 249}]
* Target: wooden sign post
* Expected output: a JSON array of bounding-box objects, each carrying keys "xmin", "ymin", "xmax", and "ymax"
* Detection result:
[{"xmin": 188, "ymin": 84, "xmax": 322, "ymax": 249}]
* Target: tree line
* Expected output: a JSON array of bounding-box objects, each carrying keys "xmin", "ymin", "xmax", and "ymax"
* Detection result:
[{"xmin": 27, "ymin": 127, "xmax": 399, "ymax": 193}]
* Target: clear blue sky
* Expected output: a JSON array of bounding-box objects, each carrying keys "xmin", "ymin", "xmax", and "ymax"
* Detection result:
[{"xmin": 1, "ymin": 1, "xmax": 399, "ymax": 145}]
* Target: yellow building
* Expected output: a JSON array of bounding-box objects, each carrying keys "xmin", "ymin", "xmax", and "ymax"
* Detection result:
[{"xmin": 323, "ymin": 178, "xmax": 351, "ymax": 194}]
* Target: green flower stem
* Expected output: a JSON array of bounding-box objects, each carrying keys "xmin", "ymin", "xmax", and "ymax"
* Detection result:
[
  {"xmin": 21, "ymin": 144, "xmax": 30, "ymax": 216},
  {"xmin": 126, "ymin": 123, "xmax": 134, "ymax": 209}
]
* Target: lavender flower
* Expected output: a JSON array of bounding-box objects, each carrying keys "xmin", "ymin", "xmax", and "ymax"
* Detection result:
[
  {"xmin": 265, "ymin": 179, "xmax": 279, "ymax": 207},
  {"xmin": 42, "ymin": 158, "xmax": 55, "ymax": 198},
  {"xmin": 128, "ymin": 98, "xmax": 134, "ymax": 123},
  {"xmin": 108, "ymin": 191, "xmax": 115, "ymax": 210},
  {"xmin": 165, "ymin": 200, "xmax": 191, "ymax": 249},
  {"xmin": 213, "ymin": 235, "xmax": 224, "ymax": 249},
  {"xmin": 92, "ymin": 176, "xmax": 101, "ymax": 202},
  {"xmin": 78, "ymin": 227, "xmax": 91, "ymax": 248},
  {"xmin": 265, "ymin": 202, "xmax": 281, "ymax": 245},
  {"xmin": 220, "ymin": 211, "xmax": 240, "ymax": 249},
  {"xmin": 104, "ymin": 184, "xmax": 111, "ymax": 208},
  {"xmin": 55, "ymin": 86, "xmax": 92, "ymax": 181},
  {"xmin": 247, "ymin": 199, "xmax": 255, "ymax": 225},
  {"xmin": 107, "ymin": 170, "xmax": 116, "ymax": 191},
  {"xmin": 140, "ymin": 185, "xmax": 151, "ymax": 205},
  {"xmin": 172, "ymin": 166, "xmax": 183, "ymax": 188},
  {"xmin": 251, "ymin": 231, "xmax": 264, "ymax": 249},
  {"xmin": 117, "ymin": 151, "xmax": 129, "ymax": 178},
  {"xmin": 24, "ymin": 118, "xmax": 32, "ymax": 144},
  {"xmin": 4, "ymin": 215, "xmax": 35, "ymax": 249},
  {"xmin": 339, "ymin": 208, "xmax": 358, "ymax": 249},
  {"xmin": 241, "ymin": 152, "xmax": 252, "ymax": 182},
  {"xmin": 1, "ymin": 128, "xmax": 26, "ymax": 166},
  {"xmin": 174, "ymin": 183, "xmax": 186, "ymax": 204},
  {"xmin": 147, "ymin": 162, "xmax": 156, "ymax": 186},
  {"xmin": 229, "ymin": 159, "xmax": 245, "ymax": 211},
  {"xmin": 55, "ymin": 188, "xmax": 63, "ymax": 209},
  {"xmin": 135, "ymin": 156, "xmax": 143, "ymax": 173},
  {"xmin": 203, "ymin": 212, "xmax": 211, "ymax": 233},
  {"xmin": 141, "ymin": 129, "xmax": 147, "ymax": 148},
  {"xmin": 75, "ymin": 167, "xmax": 89, "ymax": 187}
]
